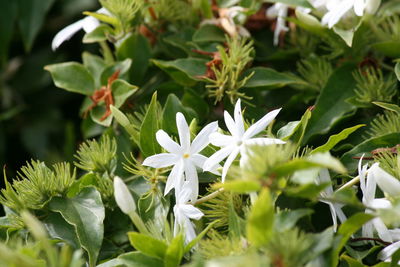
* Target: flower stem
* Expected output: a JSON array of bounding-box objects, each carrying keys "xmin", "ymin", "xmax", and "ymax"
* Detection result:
[
  {"xmin": 194, "ymin": 188, "xmax": 224, "ymax": 205},
  {"xmin": 129, "ymin": 212, "xmax": 149, "ymax": 235},
  {"xmin": 337, "ymin": 176, "xmax": 360, "ymax": 192}
]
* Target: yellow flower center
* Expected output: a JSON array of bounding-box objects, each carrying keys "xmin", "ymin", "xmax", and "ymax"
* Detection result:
[{"xmin": 183, "ymin": 153, "xmax": 190, "ymax": 159}]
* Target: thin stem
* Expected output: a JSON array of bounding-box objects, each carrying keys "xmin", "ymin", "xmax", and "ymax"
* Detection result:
[
  {"xmin": 350, "ymin": 237, "xmax": 392, "ymax": 246},
  {"xmin": 129, "ymin": 212, "xmax": 150, "ymax": 235},
  {"xmin": 194, "ymin": 188, "xmax": 224, "ymax": 205}
]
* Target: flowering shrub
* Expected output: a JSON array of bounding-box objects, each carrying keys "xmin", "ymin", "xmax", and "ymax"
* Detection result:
[{"xmin": 1, "ymin": 0, "xmax": 400, "ymax": 266}]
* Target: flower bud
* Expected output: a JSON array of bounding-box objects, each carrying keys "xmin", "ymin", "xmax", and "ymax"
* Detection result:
[{"xmin": 114, "ymin": 176, "xmax": 136, "ymax": 215}]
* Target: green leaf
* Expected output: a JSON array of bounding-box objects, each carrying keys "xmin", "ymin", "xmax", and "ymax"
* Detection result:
[
  {"xmin": 330, "ymin": 213, "xmax": 374, "ymax": 267},
  {"xmin": 48, "ymin": 187, "xmax": 105, "ymax": 267},
  {"xmin": 82, "ymin": 52, "xmax": 107, "ymax": 89},
  {"xmin": 312, "ymin": 125, "xmax": 365, "ymax": 154},
  {"xmin": 0, "ymin": 1, "xmax": 17, "ymax": 65},
  {"xmin": 43, "ymin": 212, "xmax": 80, "ymax": 250},
  {"xmin": 333, "ymin": 27, "xmax": 355, "ymax": 47},
  {"xmin": 243, "ymin": 67, "xmax": 304, "ymax": 89},
  {"xmin": 17, "ymin": 0, "xmax": 55, "ymax": 51},
  {"xmin": 184, "ymin": 220, "xmax": 219, "ymax": 253},
  {"xmin": 395, "ymin": 62, "xmax": 400, "ymax": 81},
  {"xmin": 164, "ymin": 234, "xmax": 184, "ymax": 267},
  {"xmin": 140, "ymin": 92, "xmax": 161, "ymax": 157},
  {"xmin": 97, "ymin": 252, "xmax": 163, "ymax": 267},
  {"xmin": 116, "ymin": 33, "xmax": 152, "ymax": 84},
  {"xmin": 265, "ymin": 0, "xmax": 312, "ymax": 8},
  {"xmin": 162, "ymin": 94, "xmax": 197, "ymax": 135},
  {"xmin": 83, "ymin": 11, "xmax": 119, "ymax": 27},
  {"xmin": 303, "ymin": 63, "xmax": 357, "ymax": 144},
  {"xmin": 100, "ymin": 59, "xmax": 132, "ymax": 85},
  {"xmin": 341, "ymin": 133, "xmax": 400, "ymax": 171},
  {"xmin": 152, "ymin": 58, "xmax": 207, "ymax": 86},
  {"xmin": 278, "ymin": 109, "xmax": 312, "ymax": 144},
  {"xmin": 213, "ymin": 180, "xmax": 261, "ymax": 193},
  {"xmin": 246, "ymin": 188, "xmax": 274, "ymax": 247},
  {"xmin": 127, "ymin": 232, "xmax": 168, "ymax": 260},
  {"xmin": 275, "ymin": 209, "xmax": 313, "ymax": 232},
  {"xmin": 192, "ymin": 24, "xmax": 226, "ymax": 43},
  {"xmin": 83, "ymin": 25, "xmax": 112, "ymax": 43},
  {"xmin": 373, "ymin": 101, "xmax": 400, "ymax": 114},
  {"xmin": 372, "ymin": 41, "xmax": 400, "ymax": 58},
  {"xmin": 112, "ymin": 79, "xmax": 138, "ymax": 107},
  {"xmin": 45, "ymin": 62, "xmax": 95, "ymax": 95}
]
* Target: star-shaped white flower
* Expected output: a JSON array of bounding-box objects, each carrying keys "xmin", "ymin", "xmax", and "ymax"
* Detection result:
[
  {"xmin": 316, "ymin": 169, "xmax": 347, "ymax": 232},
  {"xmin": 173, "ymin": 182, "xmax": 204, "ymax": 244},
  {"xmin": 142, "ymin": 112, "xmax": 218, "ymax": 201},
  {"xmin": 203, "ymin": 99, "xmax": 285, "ymax": 182},
  {"xmin": 51, "ymin": 8, "xmax": 109, "ymax": 51},
  {"xmin": 359, "ymin": 158, "xmax": 393, "ymax": 242},
  {"xmin": 266, "ymin": 3, "xmax": 289, "ymax": 46}
]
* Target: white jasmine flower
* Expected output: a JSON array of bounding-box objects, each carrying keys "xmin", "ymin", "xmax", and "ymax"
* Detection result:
[
  {"xmin": 51, "ymin": 8, "xmax": 109, "ymax": 50},
  {"xmin": 317, "ymin": 169, "xmax": 346, "ymax": 232},
  {"xmin": 203, "ymin": 99, "xmax": 285, "ymax": 182},
  {"xmin": 369, "ymin": 163, "xmax": 400, "ymax": 198},
  {"xmin": 173, "ymin": 182, "xmax": 204, "ymax": 244},
  {"xmin": 266, "ymin": 3, "xmax": 289, "ymax": 46},
  {"xmin": 321, "ymin": 0, "xmax": 380, "ymax": 28},
  {"xmin": 142, "ymin": 112, "xmax": 218, "ymax": 201},
  {"xmin": 359, "ymin": 158, "xmax": 393, "ymax": 242},
  {"xmin": 113, "ymin": 176, "xmax": 136, "ymax": 215}
]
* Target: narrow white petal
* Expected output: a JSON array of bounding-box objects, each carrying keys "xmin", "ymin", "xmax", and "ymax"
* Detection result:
[
  {"xmin": 190, "ymin": 121, "xmax": 218, "ymax": 154},
  {"xmin": 317, "ymin": 169, "xmax": 334, "ymax": 195},
  {"xmin": 203, "ymin": 146, "xmax": 235, "ymax": 172},
  {"xmin": 142, "ymin": 153, "xmax": 178, "ymax": 168},
  {"xmin": 243, "ymin": 137, "xmax": 286, "ymax": 146},
  {"xmin": 221, "ymin": 147, "xmax": 240, "ymax": 182},
  {"xmin": 243, "ymin": 108, "xmax": 281, "ymax": 139},
  {"xmin": 164, "ymin": 161, "xmax": 184, "ymax": 196},
  {"xmin": 81, "ymin": 16, "xmax": 100, "ymax": 33},
  {"xmin": 176, "ymin": 112, "xmax": 191, "ymax": 151},
  {"xmin": 353, "ymin": 0, "xmax": 366, "ymax": 16},
  {"xmin": 370, "ymin": 198, "xmax": 392, "ymax": 209},
  {"xmin": 156, "ymin": 130, "xmax": 182, "ymax": 154},
  {"xmin": 184, "ymin": 218, "xmax": 197, "ymax": 244},
  {"xmin": 379, "ymin": 241, "xmax": 400, "ymax": 262},
  {"xmin": 234, "ymin": 99, "xmax": 245, "ymax": 137},
  {"xmin": 373, "ymin": 218, "xmax": 393, "ymax": 242},
  {"xmin": 209, "ymin": 132, "xmax": 234, "ymax": 147},
  {"xmin": 176, "ymin": 181, "xmax": 193, "ymax": 203},
  {"xmin": 181, "ymin": 204, "xmax": 204, "ymax": 220},
  {"xmin": 364, "ymin": 164, "xmax": 377, "ymax": 204},
  {"xmin": 184, "ymin": 163, "xmax": 199, "ymax": 202},
  {"xmin": 52, "ymin": 20, "xmax": 86, "ymax": 50},
  {"xmin": 362, "ymin": 220, "xmax": 374, "ymax": 238},
  {"xmin": 224, "ymin": 111, "xmax": 238, "ymax": 137},
  {"xmin": 192, "ymin": 154, "xmax": 220, "ymax": 175},
  {"xmin": 370, "ymin": 163, "xmax": 400, "ymax": 197},
  {"xmin": 334, "ymin": 204, "xmax": 347, "ymax": 223},
  {"xmin": 358, "ymin": 155, "xmax": 367, "ymax": 193},
  {"xmin": 114, "ymin": 176, "xmax": 136, "ymax": 215},
  {"xmin": 328, "ymin": 203, "xmax": 338, "ymax": 232}
]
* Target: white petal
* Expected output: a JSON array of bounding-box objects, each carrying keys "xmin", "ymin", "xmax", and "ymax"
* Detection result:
[
  {"xmin": 363, "ymin": 164, "xmax": 377, "ymax": 204},
  {"xmin": 221, "ymin": 147, "xmax": 240, "ymax": 182},
  {"xmin": 81, "ymin": 16, "xmax": 100, "ymax": 33},
  {"xmin": 317, "ymin": 169, "xmax": 334, "ymax": 195},
  {"xmin": 243, "ymin": 108, "xmax": 282, "ymax": 139},
  {"xmin": 370, "ymin": 198, "xmax": 392, "ymax": 209},
  {"xmin": 334, "ymin": 204, "xmax": 347, "ymax": 223},
  {"xmin": 373, "ymin": 218, "xmax": 393, "ymax": 242},
  {"xmin": 224, "ymin": 111, "xmax": 238, "ymax": 137},
  {"xmin": 234, "ymin": 99, "xmax": 245, "ymax": 137},
  {"xmin": 52, "ymin": 19, "xmax": 86, "ymax": 50},
  {"xmin": 203, "ymin": 145, "xmax": 235, "ymax": 172},
  {"xmin": 370, "ymin": 163, "xmax": 400, "ymax": 197},
  {"xmin": 328, "ymin": 203, "xmax": 339, "ymax": 232},
  {"xmin": 164, "ymin": 161, "xmax": 184, "ymax": 196},
  {"xmin": 183, "ymin": 218, "xmax": 197, "ymax": 244},
  {"xmin": 209, "ymin": 132, "xmax": 235, "ymax": 147},
  {"xmin": 379, "ymin": 240, "xmax": 400, "ymax": 262},
  {"xmin": 156, "ymin": 130, "xmax": 182, "ymax": 154},
  {"xmin": 142, "ymin": 153, "xmax": 178, "ymax": 168},
  {"xmin": 362, "ymin": 221, "xmax": 374, "ymax": 238},
  {"xmin": 114, "ymin": 176, "xmax": 136, "ymax": 215},
  {"xmin": 192, "ymin": 154, "xmax": 220, "ymax": 175},
  {"xmin": 181, "ymin": 204, "xmax": 204, "ymax": 220},
  {"xmin": 176, "ymin": 181, "xmax": 193, "ymax": 203},
  {"xmin": 184, "ymin": 162, "xmax": 199, "ymax": 202},
  {"xmin": 190, "ymin": 121, "xmax": 218, "ymax": 154},
  {"xmin": 353, "ymin": 0, "xmax": 366, "ymax": 16},
  {"xmin": 176, "ymin": 112, "xmax": 191, "ymax": 151},
  {"xmin": 358, "ymin": 155, "xmax": 367, "ymax": 193},
  {"xmin": 243, "ymin": 137, "xmax": 286, "ymax": 146}
]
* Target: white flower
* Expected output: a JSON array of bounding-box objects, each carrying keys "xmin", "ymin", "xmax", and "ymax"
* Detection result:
[
  {"xmin": 114, "ymin": 176, "xmax": 136, "ymax": 215},
  {"xmin": 358, "ymin": 158, "xmax": 393, "ymax": 242},
  {"xmin": 369, "ymin": 163, "xmax": 400, "ymax": 198},
  {"xmin": 173, "ymin": 182, "xmax": 204, "ymax": 244},
  {"xmin": 316, "ymin": 169, "xmax": 346, "ymax": 232},
  {"xmin": 203, "ymin": 99, "xmax": 285, "ymax": 182},
  {"xmin": 142, "ymin": 112, "xmax": 218, "ymax": 201},
  {"xmin": 321, "ymin": 0, "xmax": 380, "ymax": 28},
  {"xmin": 266, "ymin": 3, "xmax": 289, "ymax": 46},
  {"xmin": 51, "ymin": 8, "xmax": 109, "ymax": 50}
]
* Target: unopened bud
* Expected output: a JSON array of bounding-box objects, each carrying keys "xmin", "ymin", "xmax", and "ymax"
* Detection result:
[{"xmin": 114, "ymin": 176, "xmax": 136, "ymax": 215}]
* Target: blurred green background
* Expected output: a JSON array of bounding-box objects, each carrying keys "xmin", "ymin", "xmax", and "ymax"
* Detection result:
[{"xmin": 0, "ymin": 0, "xmax": 101, "ymax": 186}]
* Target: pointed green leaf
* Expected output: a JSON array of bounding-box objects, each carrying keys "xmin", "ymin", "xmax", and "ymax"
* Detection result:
[
  {"xmin": 164, "ymin": 234, "xmax": 184, "ymax": 267},
  {"xmin": 140, "ymin": 92, "xmax": 161, "ymax": 157},
  {"xmin": 127, "ymin": 232, "xmax": 168, "ymax": 260},
  {"xmin": 48, "ymin": 187, "xmax": 105, "ymax": 267},
  {"xmin": 373, "ymin": 101, "xmax": 400, "ymax": 114},
  {"xmin": 45, "ymin": 62, "xmax": 95, "ymax": 95},
  {"xmin": 243, "ymin": 67, "xmax": 304, "ymax": 89},
  {"xmin": 162, "ymin": 94, "xmax": 197, "ymax": 135}
]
